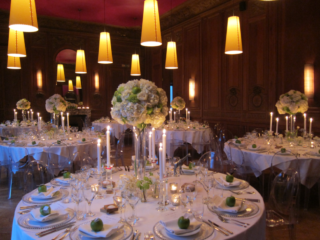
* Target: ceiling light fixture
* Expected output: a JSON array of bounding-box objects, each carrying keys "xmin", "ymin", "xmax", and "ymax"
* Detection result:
[
  {"xmin": 165, "ymin": 0, "xmax": 178, "ymax": 69},
  {"xmin": 131, "ymin": 54, "xmax": 141, "ymax": 76},
  {"xmin": 141, "ymin": 0, "xmax": 162, "ymax": 47},
  {"xmin": 225, "ymin": 15, "xmax": 243, "ymax": 55},
  {"xmin": 98, "ymin": 0, "xmax": 113, "ymax": 64},
  {"xmin": 9, "ymin": 0, "xmax": 38, "ymax": 32},
  {"xmin": 76, "ymin": 76, "xmax": 82, "ymax": 89},
  {"xmin": 68, "ymin": 80, "xmax": 74, "ymax": 91},
  {"xmin": 7, "ymin": 56, "xmax": 21, "ymax": 69},
  {"xmin": 7, "ymin": 29, "xmax": 26, "ymax": 57},
  {"xmin": 75, "ymin": 10, "xmax": 87, "ymax": 74},
  {"xmin": 57, "ymin": 64, "xmax": 65, "ymax": 82}
]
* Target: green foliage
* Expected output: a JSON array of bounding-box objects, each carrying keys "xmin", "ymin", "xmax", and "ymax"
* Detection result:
[
  {"xmin": 136, "ymin": 176, "xmax": 152, "ymax": 190},
  {"xmin": 127, "ymin": 94, "xmax": 138, "ymax": 103},
  {"xmin": 132, "ymin": 87, "xmax": 141, "ymax": 94}
]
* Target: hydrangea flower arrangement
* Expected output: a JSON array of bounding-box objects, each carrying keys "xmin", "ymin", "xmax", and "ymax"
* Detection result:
[
  {"xmin": 45, "ymin": 94, "xmax": 67, "ymax": 114},
  {"xmin": 171, "ymin": 96, "xmax": 186, "ymax": 111},
  {"xmin": 275, "ymin": 90, "xmax": 308, "ymax": 114},
  {"xmin": 111, "ymin": 79, "xmax": 168, "ymax": 129},
  {"xmin": 66, "ymin": 102, "xmax": 78, "ymax": 110},
  {"xmin": 16, "ymin": 99, "xmax": 31, "ymax": 110}
]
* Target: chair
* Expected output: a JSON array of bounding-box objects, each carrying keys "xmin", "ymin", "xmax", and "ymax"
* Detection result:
[
  {"xmin": 197, "ymin": 151, "xmax": 230, "ymax": 173},
  {"xmin": 266, "ymin": 157, "xmax": 301, "ymax": 239},
  {"xmin": 72, "ymin": 151, "xmax": 95, "ymax": 171}
]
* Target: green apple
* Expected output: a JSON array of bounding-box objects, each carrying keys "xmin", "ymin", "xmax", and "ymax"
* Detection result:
[
  {"xmin": 235, "ymin": 140, "xmax": 241, "ymax": 144},
  {"xmin": 82, "ymin": 138, "xmax": 86, "ymax": 142},
  {"xmin": 63, "ymin": 172, "xmax": 70, "ymax": 179},
  {"xmin": 252, "ymin": 144, "xmax": 257, "ymax": 148},
  {"xmin": 40, "ymin": 205, "xmax": 51, "ymax": 216},
  {"xmin": 38, "ymin": 185, "xmax": 47, "ymax": 193},
  {"xmin": 32, "ymin": 141, "xmax": 36, "ymax": 145},
  {"xmin": 188, "ymin": 162, "xmax": 194, "ymax": 169},
  {"xmin": 57, "ymin": 140, "xmax": 61, "ymax": 144},
  {"xmin": 178, "ymin": 216, "xmax": 190, "ymax": 229},
  {"xmin": 234, "ymin": 136, "xmax": 238, "ymax": 140},
  {"xmin": 226, "ymin": 196, "xmax": 236, "ymax": 207},
  {"xmin": 226, "ymin": 175, "xmax": 234, "ymax": 183},
  {"xmin": 91, "ymin": 218, "xmax": 103, "ymax": 232},
  {"xmin": 281, "ymin": 148, "xmax": 286, "ymax": 153}
]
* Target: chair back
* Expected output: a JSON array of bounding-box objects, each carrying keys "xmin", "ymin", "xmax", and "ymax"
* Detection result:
[
  {"xmin": 72, "ymin": 151, "xmax": 94, "ymax": 171},
  {"xmin": 197, "ymin": 151, "xmax": 225, "ymax": 172}
]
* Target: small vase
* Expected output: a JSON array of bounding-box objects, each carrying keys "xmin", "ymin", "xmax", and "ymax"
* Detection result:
[
  {"xmin": 53, "ymin": 113, "xmax": 60, "ymax": 127},
  {"xmin": 151, "ymin": 181, "xmax": 160, "ymax": 199},
  {"xmin": 141, "ymin": 189, "xmax": 147, "ymax": 202},
  {"xmin": 286, "ymin": 114, "xmax": 297, "ymax": 140},
  {"xmin": 21, "ymin": 110, "xmax": 27, "ymax": 122}
]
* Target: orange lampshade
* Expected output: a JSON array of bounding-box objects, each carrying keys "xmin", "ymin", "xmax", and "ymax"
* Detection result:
[
  {"xmin": 225, "ymin": 16, "xmax": 243, "ymax": 55},
  {"xmin": 75, "ymin": 49, "xmax": 87, "ymax": 74},
  {"xmin": 68, "ymin": 80, "xmax": 74, "ymax": 91},
  {"xmin": 9, "ymin": 0, "xmax": 38, "ymax": 32},
  {"xmin": 131, "ymin": 54, "xmax": 141, "ymax": 76},
  {"xmin": 57, "ymin": 64, "xmax": 65, "ymax": 82},
  {"xmin": 7, "ymin": 56, "xmax": 21, "ymax": 69},
  {"xmin": 141, "ymin": 0, "xmax": 162, "ymax": 47},
  {"xmin": 7, "ymin": 29, "xmax": 26, "ymax": 57},
  {"xmin": 76, "ymin": 76, "xmax": 82, "ymax": 89},
  {"xmin": 165, "ymin": 41, "xmax": 178, "ymax": 69},
  {"xmin": 98, "ymin": 32, "xmax": 113, "ymax": 64}
]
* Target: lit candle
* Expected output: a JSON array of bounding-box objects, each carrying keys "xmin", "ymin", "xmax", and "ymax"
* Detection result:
[
  {"xmin": 38, "ymin": 116, "xmax": 41, "ymax": 130},
  {"xmin": 171, "ymin": 195, "xmax": 180, "ymax": 206},
  {"xmin": 149, "ymin": 132, "xmax": 152, "ymax": 161},
  {"xmin": 170, "ymin": 183, "xmax": 178, "ymax": 194},
  {"xmin": 62, "ymin": 116, "xmax": 65, "ymax": 131},
  {"xmin": 106, "ymin": 126, "xmax": 111, "ymax": 167},
  {"xmin": 152, "ymin": 127, "xmax": 155, "ymax": 162},
  {"xmin": 14, "ymin": 110, "xmax": 17, "ymax": 121},
  {"xmin": 159, "ymin": 143, "xmax": 163, "ymax": 180},
  {"xmin": 174, "ymin": 112, "xmax": 176, "ymax": 122},
  {"xmin": 309, "ymin": 118, "xmax": 313, "ymax": 134},
  {"xmin": 169, "ymin": 110, "xmax": 172, "ymax": 122},
  {"xmin": 276, "ymin": 118, "xmax": 279, "ymax": 134},
  {"xmin": 31, "ymin": 111, "xmax": 33, "ymax": 121},
  {"xmin": 188, "ymin": 111, "xmax": 190, "ymax": 121},
  {"xmin": 97, "ymin": 139, "xmax": 101, "ymax": 173},
  {"xmin": 270, "ymin": 112, "xmax": 273, "ymax": 131},
  {"xmin": 27, "ymin": 111, "xmax": 30, "ymax": 120},
  {"xmin": 67, "ymin": 113, "xmax": 69, "ymax": 132},
  {"xmin": 186, "ymin": 108, "xmax": 188, "ymax": 119},
  {"xmin": 162, "ymin": 129, "xmax": 166, "ymax": 176},
  {"xmin": 285, "ymin": 116, "xmax": 288, "ymax": 131},
  {"xmin": 37, "ymin": 112, "xmax": 40, "ymax": 123}
]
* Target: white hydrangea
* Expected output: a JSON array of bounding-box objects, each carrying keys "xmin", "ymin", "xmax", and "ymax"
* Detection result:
[
  {"xmin": 45, "ymin": 94, "xmax": 67, "ymax": 114},
  {"xmin": 110, "ymin": 79, "xmax": 168, "ymax": 129},
  {"xmin": 16, "ymin": 99, "xmax": 31, "ymax": 110},
  {"xmin": 171, "ymin": 96, "xmax": 186, "ymax": 110},
  {"xmin": 275, "ymin": 90, "xmax": 308, "ymax": 114}
]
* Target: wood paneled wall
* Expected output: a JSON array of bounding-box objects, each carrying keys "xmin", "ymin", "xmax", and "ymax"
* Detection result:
[
  {"xmin": 149, "ymin": 0, "xmax": 320, "ymax": 136},
  {"xmin": 0, "ymin": 10, "xmax": 143, "ymax": 122}
]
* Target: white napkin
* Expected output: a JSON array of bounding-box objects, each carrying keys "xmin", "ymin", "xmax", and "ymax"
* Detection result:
[
  {"xmin": 30, "ymin": 203, "xmax": 68, "ymax": 222},
  {"xmin": 160, "ymin": 218, "xmax": 202, "ymax": 235},
  {"xmin": 145, "ymin": 165, "xmax": 153, "ymax": 170},
  {"xmin": 79, "ymin": 223, "xmax": 123, "ymax": 238},
  {"xmin": 27, "ymin": 142, "xmax": 39, "ymax": 146},
  {"xmin": 55, "ymin": 177, "xmax": 72, "ymax": 184},
  {"xmin": 182, "ymin": 166, "xmax": 194, "ymax": 173},
  {"xmin": 247, "ymin": 145, "xmax": 261, "ymax": 151},
  {"xmin": 211, "ymin": 195, "xmax": 243, "ymax": 213},
  {"xmin": 31, "ymin": 186, "xmax": 61, "ymax": 200},
  {"xmin": 216, "ymin": 177, "xmax": 241, "ymax": 187}
]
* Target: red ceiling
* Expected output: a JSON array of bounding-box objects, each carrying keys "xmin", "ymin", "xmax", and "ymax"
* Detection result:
[{"xmin": 0, "ymin": 0, "xmax": 189, "ymax": 27}]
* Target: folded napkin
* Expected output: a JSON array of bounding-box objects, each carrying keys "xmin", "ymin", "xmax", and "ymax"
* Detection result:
[
  {"xmin": 30, "ymin": 203, "xmax": 68, "ymax": 222},
  {"xmin": 211, "ymin": 195, "xmax": 243, "ymax": 213},
  {"xmin": 182, "ymin": 166, "xmax": 194, "ymax": 173},
  {"xmin": 31, "ymin": 186, "xmax": 61, "ymax": 200},
  {"xmin": 55, "ymin": 177, "xmax": 72, "ymax": 184},
  {"xmin": 247, "ymin": 145, "xmax": 261, "ymax": 151},
  {"xmin": 160, "ymin": 218, "xmax": 202, "ymax": 235},
  {"xmin": 79, "ymin": 223, "xmax": 123, "ymax": 238},
  {"xmin": 145, "ymin": 165, "xmax": 153, "ymax": 170},
  {"xmin": 216, "ymin": 177, "xmax": 241, "ymax": 187}
]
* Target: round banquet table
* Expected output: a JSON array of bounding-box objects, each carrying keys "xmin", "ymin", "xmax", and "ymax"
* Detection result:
[
  {"xmin": 92, "ymin": 122, "xmax": 131, "ymax": 139},
  {"xmin": 224, "ymin": 138, "xmax": 320, "ymax": 188},
  {"xmin": 12, "ymin": 171, "xmax": 265, "ymax": 240},
  {"xmin": 0, "ymin": 126, "xmax": 37, "ymax": 137},
  {"xmin": 155, "ymin": 127, "xmax": 212, "ymax": 156},
  {"xmin": 0, "ymin": 138, "xmax": 98, "ymax": 163}
]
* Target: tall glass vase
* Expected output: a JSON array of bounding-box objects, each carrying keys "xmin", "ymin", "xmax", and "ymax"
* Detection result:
[
  {"xmin": 53, "ymin": 113, "xmax": 60, "ymax": 128},
  {"xmin": 134, "ymin": 128, "xmax": 147, "ymax": 179},
  {"xmin": 286, "ymin": 114, "xmax": 296, "ymax": 141},
  {"xmin": 21, "ymin": 110, "xmax": 27, "ymax": 122}
]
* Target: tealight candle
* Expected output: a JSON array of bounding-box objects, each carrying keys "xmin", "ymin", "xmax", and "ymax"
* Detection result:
[
  {"xmin": 171, "ymin": 194, "xmax": 180, "ymax": 206},
  {"xmin": 170, "ymin": 183, "xmax": 178, "ymax": 194}
]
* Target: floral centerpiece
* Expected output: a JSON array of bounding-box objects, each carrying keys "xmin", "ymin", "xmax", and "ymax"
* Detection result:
[
  {"xmin": 16, "ymin": 99, "xmax": 31, "ymax": 121},
  {"xmin": 45, "ymin": 94, "xmax": 67, "ymax": 114},
  {"xmin": 275, "ymin": 90, "xmax": 308, "ymax": 115},
  {"xmin": 66, "ymin": 102, "xmax": 78, "ymax": 110},
  {"xmin": 171, "ymin": 96, "xmax": 185, "ymax": 111}
]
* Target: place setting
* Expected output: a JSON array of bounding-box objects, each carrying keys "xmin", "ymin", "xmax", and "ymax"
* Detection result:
[
  {"xmin": 214, "ymin": 173, "xmax": 250, "ymax": 191},
  {"xmin": 22, "ymin": 184, "xmax": 69, "ymax": 204}
]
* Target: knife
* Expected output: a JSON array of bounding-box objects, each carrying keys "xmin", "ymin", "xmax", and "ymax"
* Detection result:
[
  {"xmin": 236, "ymin": 198, "xmax": 260, "ymax": 203},
  {"xmin": 203, "ymin": 220, "xmax": 229, "ymax": 236},
  {"xmin": 36, "ymin": 222, "xmax": 75, "ymax": 237},
  {"xmin": 20, "ymin": 205, "xmax": 44, "ymax": 210},
  {"xmin": 208, "ymin": 219, "xmax": 233, "ymax": 235}
]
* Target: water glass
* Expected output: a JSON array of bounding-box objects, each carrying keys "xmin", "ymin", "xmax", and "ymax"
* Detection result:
[
  {"xmin": 192, "ymin": 197, "xmax": 204, "ymax": 221},
  {"xmin": 203, "ymin": 178, "xmax": 214, "ymax": 204},
  {"xmin": 83, "ymin": 184, "xmax": 99, "ymax": 217},
  {"xmin": 126, "ymin": 190, "xmax": 140, "ymax": 222}
]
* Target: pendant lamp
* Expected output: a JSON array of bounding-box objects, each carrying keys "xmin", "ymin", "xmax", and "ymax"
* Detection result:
[
  {"xmin": 68, "ymin": 80, "xmax": 74, "ymax": 91},
  {"xmin": 57, "ymin": 64, "xmax": 65, "ymax": 82},
  {"xmin": 9, "ymin": 0, "xmax": 38, "ymax": 32},
  {"xmin": 75, "ymin": 49, "xmax": 87, "ymax": 74},
  {"xmin": 76, "ymin": 76, "xmax": 82, "ymax": 89},
  {"xmin": 225, "ymin": 16, "xmax": 243, "ymax": 55},
  {"xmin": 7, "ymin": 29, "xmax": 26, "ymax": 57},
  {"xmin": 165, "ymin": 41, "xmax": 178, "ymax": 69},
  {"xmin": 131, "ymin": 54, "xmax": 141, "ymax": 76},
  {"xmin": 7, "ymin": 56, "xmax": 21, "ymax": 69},
  {"xmin": 141, "ymin": 0, "xmax": 162, "ymax": 47},
  {"xmin": 98, "ymin": 32, "xmax": 113, "ymax": 64}
]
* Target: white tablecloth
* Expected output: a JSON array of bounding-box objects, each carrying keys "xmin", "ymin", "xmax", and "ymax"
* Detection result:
[
  {"xmin": 155, "ymin": 128, "xmax": 212, "ymax": 157},
  {"xmin": 0, "ymin": 126, "xmax": 36, "ymax": 137},
  {"xmin": 224, "ymin": 139, "xmax": 320, "ymax": 188},
  {"xmin": 12, "ymin": 172, "xmax": 265, "ymax": 240},
  {"xmin": 92, "ymin": 122, "xmax": 131, "ymax": 139}
]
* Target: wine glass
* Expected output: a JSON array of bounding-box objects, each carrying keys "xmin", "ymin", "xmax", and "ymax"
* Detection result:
[
  {"xmin": 62, "ymin": 176, "xmax": 75, "ymax": 203},
  {"xmin": 126, "ymin": 190, "xmax": 140, "ymax": 222},
  {"xmin": 192, "ymin": 197, "xmax": 204, "ymax": 221},
  {"xmin": 180, "ymin": 193, "xmax": 190, "ymax": 213},
  {"xmin": 194, "ymin": 166, "xmax": 201, "ymax": 182},
  {"xmin": 83, "ymin": 184, "xmax": 99, "ymax": 217},
  {"xmin": 113, "ymin": 193, "xmax": 126, "ymax": 223},
  {"xmin": 72, "ymin": 184, "xmax": 85, "ymax": 220},
  {"xmin": 202, "ymin": 178, "xmax": 214, "ymax": 204}
]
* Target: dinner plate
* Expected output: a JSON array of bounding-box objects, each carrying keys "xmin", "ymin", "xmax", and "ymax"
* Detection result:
[
  {"xmin": 22, "ymin": 188, "xmax": 68, "ymax": 204},
  {"xmin": 165, "ymin": 226, "xmax": 201, "ymax": 237},
  {"xmin": 69, "ymin": 221, "xmax": 133, "ymax": 240},
  {"xmin": 207, "ymin": 201, "xmax": 259, "ymax": 219},
  {"xmin": 247, "ymin": 146, "xmax": 265, "ymax": 151},
  {"xmin": 153, "ymin": 221, "xmax": 215, "ymax": 240},
  {"xmin": 214, "ymin": 178, "xmax": 249, "ymax": 190},
  {"xmin": 17, "ymin": 208, "xmax": 75, "ymax": 229}
]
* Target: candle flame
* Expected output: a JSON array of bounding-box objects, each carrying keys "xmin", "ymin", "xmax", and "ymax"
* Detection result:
[
  {"xmin": 163, "ymin": 129, "xmax": 166, "ymax": 134},
  {"xmin": 270, "ymin": 112, "xmax": 273, "ymax": 116},
  {"xmin": 107, "ymin": 126, "xmax": 110, "ymax": 131},
  {"xmin": 310, "ymin": 118, "xmax": 313, "ymax": 122}
]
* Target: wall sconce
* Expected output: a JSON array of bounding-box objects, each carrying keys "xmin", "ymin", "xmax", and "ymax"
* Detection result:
[
  {"xmin": 189, "ymin": 78, "xmax": 195, "ymax": 101},
  {"xmin": 68, "ymin": 80, "xmax": 74, "ymax": 91},
  {"xmin": 36, "ymin": 70, "xmax": 44, "ymax": 96},
  {"xmin": 304, "ymin": 64, "xmax": 314, "ymax": 99},
  {"xmin": 95, "ymin": 73, "xmax": 100, "ymax": 92},
  {"xmin": 76, "ymin": 76, "xmax": 82, "ymax": 89}
]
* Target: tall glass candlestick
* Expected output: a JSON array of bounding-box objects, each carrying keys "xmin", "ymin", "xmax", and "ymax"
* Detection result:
[
  {"xmin": 106, "ymin": 126, "xmax": 111, "ymax": 167},
  {"xmin": 186, "ymin": 108, "xmax": 188, "ymax": 119},
  {"xmin": 276, "ymin": 118, "xmax": 279, "ymax": 134},
  {"xmin": 303, "ymin": 113, "xmax": 307, "ymax": 131},
  {"xmin": 152, "ymin": 128, "xmax": 155, "ymax": 162},
  {"xmin": 62, "ymin": 117, "xmax": 65, "ymax": 131},
  {"xmin": 162, "ymin": 129, "xmax": 166, "ymax": 176},
  {"xmin": 159, "ymin": 143, "xmax": 163, "ymax": 180},
  {"xmin": 67, "ymin": 113, "xmax": 70, "ymax": 132},
  {"xmin": 309, "ymin": 118, "xmax": 313, "ymax": 134},
  {"xmin": 97, "ymin": 139, "xmax": 101, "ymax": 173},
  {"xmin": 149, "ymin": 132, "xmax": 152, "ymax": 161},
  {"xmin": 269, "ymin": 112, "xmax": 273, "ymax": 131}
]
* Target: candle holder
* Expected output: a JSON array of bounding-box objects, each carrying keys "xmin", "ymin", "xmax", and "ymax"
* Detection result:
[
  {"xmin": 105, "ymin": 166, "xmax": 112, "ymax": 181},
  {"xmin": 156, "ymin": 180, "xmax": 168, "ymax": 212},
  {"xmin": 171, "ymin": 194, "xmax": 180, "ymax": 206},
  {"xmin": 169, "ymin": 182, "xmax": 178, "ymax": 194}
]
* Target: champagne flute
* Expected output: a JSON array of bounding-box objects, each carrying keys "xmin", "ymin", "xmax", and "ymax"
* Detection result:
[
  {"xmin": 126, "ymin": 190, "xmax": 140, "ymax": 222},
  {"xmin": 83, "ymin": 184, "xmax": 99, "ymax": 217},
  {"xmin": 113, "ymin": 194, "xmax": 126, "ymax": 223},
  {"xmin": 203, "ymin": 178, "xmax": 213, "ymax": 204},
  {"xmin": 180, "ymin": 193, "xmax": 190, "ymax": 213},
  {"xmin": 72, "ymin": 184, "xmax": 85, "ymax": 220}
]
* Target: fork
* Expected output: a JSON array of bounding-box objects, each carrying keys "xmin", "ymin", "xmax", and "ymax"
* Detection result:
[
  {"xmin": 52, "ymin": 228, "xmax": 70, "ymax": 240},
  {"xmin": 148, "ymin": 231, "xmax": 155, "ymax": 240},
  {"xmin": 229, "ymin": 190, "xmax": 255, "ymax": 195},
  {"xmin": 214, "ymin": 211, "xmax": 249, "ymax": 227}
]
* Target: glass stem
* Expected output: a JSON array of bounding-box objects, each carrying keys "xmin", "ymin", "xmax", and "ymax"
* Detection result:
[
  {"xmin": 132, "ymin": 206, "xmax": 135, "ymax": 219},
  {"xmin": 88, "ymin": 201, "xmax": 92, "ymax": 214}
]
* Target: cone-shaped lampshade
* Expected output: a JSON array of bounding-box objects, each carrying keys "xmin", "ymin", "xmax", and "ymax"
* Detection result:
[
  {"xmin": 165, "ymin": 41, "xmax": 178, "ymax": 69},
  {"xmin": 9, "ymin": 0, "xmax": 38, "ymax": 32},
  {"xmin": 75, "ymin": 50, "xmax": 87, "ymax": 74},
  {"xmin": 98, "ymin": 32, "xmax": 113, "ymax": 64},
  {"xmin": 57, "ymin": 64, "xmax": 65, "ymax": 82},
  {"xmin": 141, "ymin": 0, "xmax": 162, "ymax": 47},
  {"xmin": 225, "ymin": 16, "xmax": 243, "ymax": 55},
  {"xmin": 131, "ymin": 54, "xmax": 141, "ymax": 76},
  {"xmin": 7, "ymin": 29, "xmax": 26, "ymax": 57},
  {"xmin": 7, "ymin": 56, "xmax": 21, "ymax": 69},
  {"xmin": 76, "ymin": 76, "xmax": 82, "ymax": 89},
  {"xmin": 68, "ymin": 80, "xmax": 74, "ymax": 91}
]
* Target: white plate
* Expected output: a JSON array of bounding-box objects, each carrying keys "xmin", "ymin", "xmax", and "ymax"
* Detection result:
[
  {"xmin": 247, "ymin": 146, "xmax": 262, "ymax": 151},
  {"xmin": 208, "ymin": 201, "xmax": 260, "ymax": 218},
  {"xmin": 214, "ymin": 178, "xmax": 249, "ymax": 190},
  {"xmin": 22, "ymin": 188, "xmax": 68, "ymax": 204},
  {"xmin": 165, "ymin": 226, "xmax": 201, "ymax": 237},
  {"xmin": 27, "ymin": 143, "xmax": 39, "ymax": 146}
]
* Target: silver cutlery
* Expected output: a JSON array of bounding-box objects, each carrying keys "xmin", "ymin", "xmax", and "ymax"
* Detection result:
[
  {"xmin": 208, "ymin": 219, "xmax": 233, "ymax": 235},
  {"xmin": 215, "ymin": 213, "xmax": 247, "ymax": 228},
  {"xmin": 18, "ymin": 210, "xmax": 32, "ymax": 215},
  {"xmin": 203, "ymin": 220, "xmax": 229, "ymax": 236},
  {"xmin": 235, "ymin": 197, "xmax": 260, "ymax": 203},
  {"xmin": 52, "ymin": 228, "xmax": 70, "ymax": 240},
  {"xmin": 36, "ymin": 222, "xmax": 75, "ymax": 237},
  {"xmin": 229, "ymin": 190, "xmax": 255, "ymax": 195},
  {"xmin": 134, "ymin": 232, "xmax": 141, "ymax": 240},
  {"xmin": 58, "ymin": 230, "xmax": 70, "ymax": 240},
  {"xmin": 132, "ymin": 230, "xmax": 138, "ymax": 240},
  {"xmin": 20, "ymin": 205, "xmax": 43, "ymax": 210}
]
